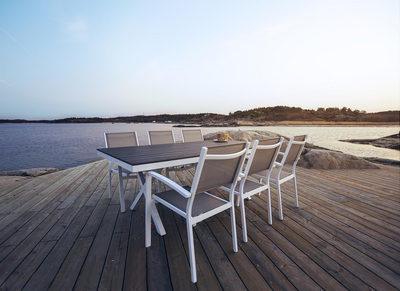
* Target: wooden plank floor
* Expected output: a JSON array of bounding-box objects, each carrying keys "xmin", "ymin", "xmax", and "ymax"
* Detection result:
[{"xmin": 0, "ymin": 160, "xmax": 399, "ymax": 291}]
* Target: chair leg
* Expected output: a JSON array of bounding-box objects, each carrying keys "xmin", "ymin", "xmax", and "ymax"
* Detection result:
[
  {"xmin": 293, "ymin": 176, "xmax": 299, "ymax": 207},
  {"xmin": 145, "ymin": 176, "xmax": 152, "ymax": 248},
  {"xmin": 277, "ymin": 182, "xmax": 283, "ymax": 220},
  {"xmin": 240, "ymin": 196, "xmax": 248, "ymax": 242},
  {"xmin": 187, "ymin": 221, "xmax": 197, "ymax": 283},
  {"xmin": 231, "ymin": 203, "xmax": 238, "ymax": 252},
  {"xmin": 267, "ymin": 187, "xmax": 272, "ymax": 225}
]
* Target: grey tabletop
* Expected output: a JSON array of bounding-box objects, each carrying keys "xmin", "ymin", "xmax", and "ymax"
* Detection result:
[{"xmin": 97, "ymin": 140, "xmax": 244, "ymax": 167}]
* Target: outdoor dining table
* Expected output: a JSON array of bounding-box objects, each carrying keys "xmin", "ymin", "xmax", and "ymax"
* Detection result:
[{"xmin": 97, "ymin": 140, "xmax": 244, "ymax": 238}]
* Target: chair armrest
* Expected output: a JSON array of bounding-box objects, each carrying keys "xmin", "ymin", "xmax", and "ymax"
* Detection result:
[{"xmin": 147, "ymin": 171, "xmax": 192, "ymax": 198}]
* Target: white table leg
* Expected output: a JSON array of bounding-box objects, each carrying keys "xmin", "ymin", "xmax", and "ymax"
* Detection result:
[
  {"xmin": 130, "ymin": 172, "xmax": 145, "ymax": 210},
  {"xmin": 151, "ymin": 203, "xmax": 166, "ymax": 236},
  {"xmin": 117, "ymin": 166, "xmax": 126, "ymax": 212}
]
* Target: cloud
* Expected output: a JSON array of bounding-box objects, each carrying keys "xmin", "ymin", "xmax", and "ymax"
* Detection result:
[
  {"xmin": 65, "ymin": 18, "xmax": 87, "ymax": 40},
  {"xmin": 0, "ymin": 79, "xmax": 12, "ymax": 86}
]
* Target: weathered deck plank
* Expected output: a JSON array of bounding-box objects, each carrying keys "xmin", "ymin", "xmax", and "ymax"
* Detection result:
[{"xmin": 0, "ymin": 159, "xmax": 399, "ymax": 290}]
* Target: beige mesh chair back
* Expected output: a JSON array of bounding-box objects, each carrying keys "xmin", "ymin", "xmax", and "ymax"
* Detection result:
[
  {"xmin": 105, "ymin": 132, "xmax": 139, "ymax": 148},
  {"xmin": 104, "ymin": 132, "xmax": 139, "ymax": 212},
  {"xmin": 147, "ymin": 130, "xmax": 175, "ymax": 145},
  {"xmin": 247, "ymin": 138, "xmax": 283, "ymax": 176},
  {"xmin": 181, "ymin": 129, "xmax": 204, "ymax": 142},
  {"xmin": 253, "ymin": 135, "xmax": 307, "ymax": 221},
  {"xmin": 220, "ymin": 138, "xmax": 283, "ymax": 241},
  {"xmin": 146, "ymin": 142, "xmax": 250, "ymax": 283}
]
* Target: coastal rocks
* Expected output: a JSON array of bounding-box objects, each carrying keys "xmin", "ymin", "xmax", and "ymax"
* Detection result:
[
  {"xmin": 340, "ymin": 133, "xmax": 400, "ymax": 150},
  {"xmin": 201, "ymin": 120, "xmax": 277, "ymax": 127},
  {"xmin": 205, "ymin": 130, "xmax": 381, "ymax": 170},
  {"xmin": 0, "ymin": 168, "xmax": 58, "ymax": 177},
  {"xmin": 297, "ymin": 149, "xmax": 380, "ymax": 169}
]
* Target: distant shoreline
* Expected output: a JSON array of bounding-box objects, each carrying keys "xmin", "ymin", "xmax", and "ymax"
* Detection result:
[{"xmin": 1, "ymin": 121, "xmax": 399, "ymax": 126}]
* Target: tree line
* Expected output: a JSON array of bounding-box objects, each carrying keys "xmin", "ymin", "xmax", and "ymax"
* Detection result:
[
  {"xmin": 1, "ymin": 106, "xmax": 398, "ymax": 124},
  {"xmin": 229, "ymin": 106, "xmax": 399, "ymax": 122}
]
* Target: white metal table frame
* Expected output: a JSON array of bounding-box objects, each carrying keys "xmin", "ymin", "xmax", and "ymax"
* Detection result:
[{"xmin": 97, "ymin": 141, "xmax": 234, "ymax": 237}]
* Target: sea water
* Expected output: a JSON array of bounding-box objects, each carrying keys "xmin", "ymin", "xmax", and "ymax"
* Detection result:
[{"xmin": 0, "ymin": 123, "xmax": 398, "ymax": 172}]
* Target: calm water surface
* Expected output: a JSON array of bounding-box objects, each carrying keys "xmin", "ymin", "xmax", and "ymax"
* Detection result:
[{"xmin": 0, "ymin": 123, "xmax": 398, "ymax": 172}]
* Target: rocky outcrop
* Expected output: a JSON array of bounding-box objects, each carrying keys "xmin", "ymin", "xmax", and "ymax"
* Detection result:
[
  {"xmin": 340, "ymin": 133, "xmax": 399, "ymax": 150},
  {"xmin": 297, "ymin": 149, "xmax": 380, "ymax": 169},
  {"xmin": 0, "ymin": 168, "xmax": 58, "ymax": 177},
  {"xmin": 205, "ymin": 130, "xmax": 381, "ymax": 170}
]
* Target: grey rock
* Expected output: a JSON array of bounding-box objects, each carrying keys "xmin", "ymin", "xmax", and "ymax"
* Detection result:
[
  {"xmin": 205, "ymin": 130, "xmax": 381, "ymax": 170},
  {"xmin": 0, "ymin": 168, "xmax": 59, "ymax": 177},
  {"xmin": 297, "ymin": 149, "xmax": 380, "ymax": 169},
  {"xmin": 340, "ymin": 133, "xmax": 399, "ymax": 150}
]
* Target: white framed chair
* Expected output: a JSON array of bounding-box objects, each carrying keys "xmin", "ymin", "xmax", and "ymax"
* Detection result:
[
  {"xmin": 181, "ymin": 129, "xmax": 204, "ymax": 142},
  {"xmin": 252, "ymin": 135, "xmax": 307, "ymax": 220},
  {"xmin": 104, "ymin": 132, "xmax": 140, "ymax": 212},
  {"xmin": 148, "ymin": 130, "xmax": 193, "ymax": 181},
  {"xmin": 221, "ymin": 138, "xmax": 283, "ymax": 241},
  {"xmin": 145, "ymin": 142, "xmax": 250, "ymax": 283}
]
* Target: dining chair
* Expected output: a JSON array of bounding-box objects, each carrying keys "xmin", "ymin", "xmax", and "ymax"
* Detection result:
[
  {"xmin": 220, "ymin": 138, "xmax": 283, "ymax": 241},
  {"xmin": 181, "ymin": 129, "xmax": 204, "ymax": 142},
  {"xmin": 147, "ymin": 130, "xmax": 192, "ymax": 181},
  {"xmin": 252, "ymin": 135, "xmax": 307, "ymax": 220},
  {"xmin": 145, "ymin": 142, "xmax": 250, "ymax": 283},
  {"xmin": 104, "ymin": 132, "xmax": 139, "ymax": 212}
]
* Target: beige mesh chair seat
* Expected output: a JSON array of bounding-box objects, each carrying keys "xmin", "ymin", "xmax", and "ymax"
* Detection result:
[
  {"xmin": 104, "ymin": 132, "xmax": 140, "ymax": 212},
  {"xmin": 252, "ymin": 135, "xmax": 307, "ymax": 220},
  {"xmin": 220, "ymin": 138, "xmax": 283, "ymax": 241},
  {"xmin": 148, "ymin": 130, "xmax": 195, "ymax": 181},
  {"xmin": 155, "ymin": 186, "xmax": 227, "ymax": 217},
  {"xmin": 145, "ymin": 142, "xmax": 250, "ymax": 283}
]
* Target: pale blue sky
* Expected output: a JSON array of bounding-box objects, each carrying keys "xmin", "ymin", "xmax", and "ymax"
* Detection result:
[{"xmin": 0, "ymin": 0, "xmax": 399, "ymax": 119}]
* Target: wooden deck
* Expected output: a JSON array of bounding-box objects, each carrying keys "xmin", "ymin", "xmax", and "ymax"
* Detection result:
[{"xmin": 0, "ymin": 159, "xmax": 399, "ymax": 291}]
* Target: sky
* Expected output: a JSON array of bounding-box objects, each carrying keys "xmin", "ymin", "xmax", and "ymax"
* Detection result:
[{"xmin": 0, "ymin": 0, "xmax": 399, "ymax": 120}]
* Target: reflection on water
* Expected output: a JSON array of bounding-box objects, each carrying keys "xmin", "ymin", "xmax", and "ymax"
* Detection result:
[{"xmin": 0, "ymin": 123, "xmax": 398, "ymax": 172}]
